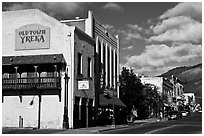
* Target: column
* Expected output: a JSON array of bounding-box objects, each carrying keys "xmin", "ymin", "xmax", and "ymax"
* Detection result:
[
  {"xmin": 113, "ymin": 49, "xmax": 116, "ymax": 89},
  {"xmin": 109, "ymin": 46, "xmax": 112, "ymax": 88},
  {"xmin": 96, "ymin": 37, "xmax": 99, "ymax": 53},
  {"xmin": 105, "ymin": 43, "xmax": 108, "ymax": 86},
  {"xmin": 116, "ymin": 35, "xmax": 120, "ymax": 98},
  {"xmin": 101, "ymin": 40, "xmax": 104, "ymax": 65}
]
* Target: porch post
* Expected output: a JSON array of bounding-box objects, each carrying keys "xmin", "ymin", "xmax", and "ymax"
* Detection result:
[
  {"xmin": 37, "ymin": 94, "xmax": 41, "ymax": 129},
  {"xmin": 14, "ymin": 66, "xmax": 18, "ymax": 89},
  {"xmin": 54, "ymin": 65, "xmax": 57, "ymax": 87}
]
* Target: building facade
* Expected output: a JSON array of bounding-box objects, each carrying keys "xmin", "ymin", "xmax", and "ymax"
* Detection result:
[
  {"xmin": 140, "ymin": 76, "xmax": 185, "ymax": 111},
  {"xmin": 61, "ymin": 11, "xmax": 126, "ymax": 125},
  {"xmin": 169, "ymin": 75, "xmax": 185, "ymax": 109},
  {"xmin": 183, "ymin": 93, "xmax": 196, "ymax": 106},
  {"xmin": 2, "ymin": 9, "xmax": 95, "ymax": 129},
  {"xmin": 140, "ymin": 77, "xmax": 174, "ymax": 104}
]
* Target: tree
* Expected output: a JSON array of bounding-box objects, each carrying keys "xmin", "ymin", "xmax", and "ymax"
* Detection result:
[
  {"xmin": 119, "ymin": 67, "xmax": 144, "ymax": 116},
  {"xmin": 119, "ymin": 67, "xmax": 167, "ymax": 119},
  {"xmin": 142, "ymin": 84, "xmax": 159, "ymax": 117}
]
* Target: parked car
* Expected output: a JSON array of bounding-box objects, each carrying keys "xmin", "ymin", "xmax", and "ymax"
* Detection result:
[
  {"xmin": 197, "ymin": 109, "xmax": 202, "ymax": 113},
  {"xmin": 168, "ymin": 111, "xmax": 182, "ymax": 120},
  {"xmin": 181, "ymin": 111, "xmax": 188, "ymax": 117}
]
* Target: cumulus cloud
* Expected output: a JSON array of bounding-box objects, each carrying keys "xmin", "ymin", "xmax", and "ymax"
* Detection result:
[
  {"xmin": 149, "ymin": 2, "xmax": 202, "ymax": 44},
  {"xmin": 3, "ymin": 2, "xmax": 88, "ymax": 19},
  {"xmin": 160, "ymin": 2, "xmax": 202, "ymax": 21},
  {"xmin": 149, "ymin": 16, "xmax": 202, "ymax": 43},
  {"xmin": 126, "ymin": 43, "xmax": 202, "ymax": 68},
  {"xmin": 103, "ymin": 23, "xmax": 147, "ymax": 42},
  {"xmin": 102, "ymin": 2, "xmax": 124, "ymax": 12}
]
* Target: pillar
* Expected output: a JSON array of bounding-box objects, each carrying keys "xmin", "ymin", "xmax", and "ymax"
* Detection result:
[
  {"xmin": 113, "ymin": 49, "xmax": 116, "ymax": 89},
  {"xmin": 101, "ymin": 40, "xmax": 104, "ymax": 65},
  {"xmin": 105, "ymin": 43, "xmax": 108, "ymax": 86},
  {"xmin": 109, "ymin": 46, "xmax": 112, "ymax": 88},
  {"xmin": 116, "ymin": 35, "xmax": 120, "ymax": 98},
  {"xmin": 96, "ymin": 37, "xmax": 99, "ymax": 53}
]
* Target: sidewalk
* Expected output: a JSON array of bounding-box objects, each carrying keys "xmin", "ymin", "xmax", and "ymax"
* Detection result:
[
  {"xmin": 57, "ymin": 117, "xmax": 168, "ymax": 134},
  {"xmin": 133, "ymin": 117, "xmax": 168, "ymax": 124},
  {"xmin": 2, "ymin": 118, "xmax": 168, "ymax": 134}
]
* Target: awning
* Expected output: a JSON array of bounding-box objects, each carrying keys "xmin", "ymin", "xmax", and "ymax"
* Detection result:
[
  {"xmin": 99, "ymin": 94, "xmax": 126, "ymax": 107},
  {"xmin": 99, "ymin": 94, "xmax": 110, "ymax": 106}
]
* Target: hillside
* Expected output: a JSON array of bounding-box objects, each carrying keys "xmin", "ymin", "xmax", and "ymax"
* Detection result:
[{"xmin": 160, "ymin": 63, "xmax": 202, "ymax": 98}]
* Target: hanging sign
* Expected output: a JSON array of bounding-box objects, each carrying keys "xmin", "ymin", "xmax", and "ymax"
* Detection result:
[
  {"xmin": 15, "ymin": 24, "xmax": 50, "ymax": 50},
  {"xmin": 78, "ymin": 80, "xmax": 89, "ymax": 90}
]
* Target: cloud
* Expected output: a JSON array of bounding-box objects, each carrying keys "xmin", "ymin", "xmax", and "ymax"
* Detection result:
[
  {"xmin": 3, "ymin": 2, "xmax": 89, "ymax": 20},
  {"xmin": 160, "ymin": 2, "xmax": 202, "ymax": 21},
  {"xmin": 127, "ymin": 24, "xmax": 143, "ymax": 32},
  {"xmin": 126, "ymin": 43, "xmax": 202, "ymax": 68},
  {"xmin": 120, "ymin": 24, "xmax": 147, "ymax": 41},
  {"xmin": 102, "ymin": 23, "xmax": 147, "ymax": 43},
  {"xmin": 122, "ymin": 46, "xmax": 134, "ymax": 50},
  {"xmin": 134, "ymin": 66, "xmax": 175, "ymax": 75},
  {"xmin": 102, "ymin": 2, "xmax": 124, "ymax": 12},
  {"xmin": 149, "ymin": 2, "xmax": 202, "ymax": 44},
  {"xmin": 149, "ymin": 16, "xmax": 202, "ymax": 43}
]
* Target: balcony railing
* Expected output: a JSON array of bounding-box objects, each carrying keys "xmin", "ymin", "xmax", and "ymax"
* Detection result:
[{"xmin": 2, "ymin": 76, "xmax": 61, "ymax": 90}]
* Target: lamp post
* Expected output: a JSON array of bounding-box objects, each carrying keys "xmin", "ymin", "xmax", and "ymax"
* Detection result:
[
  {"xmin": 111, "ymin": 89, "xmax": 115, "ymax": 128},
  {"xmin": 63, "ymin": 72, "xmax": 70, "ymax": 129}
]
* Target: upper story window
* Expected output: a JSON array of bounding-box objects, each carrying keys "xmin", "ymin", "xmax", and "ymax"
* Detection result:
[
  {"xmin": 78, "ymin": 53, "xmax": 83, "ymax": 75},
  {"xmin": 87, "ymin": 57, "xmax": 92, "ymax": 77}
]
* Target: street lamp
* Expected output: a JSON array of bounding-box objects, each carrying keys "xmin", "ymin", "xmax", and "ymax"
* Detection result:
[{"xmin": 111, "ymin": 89, "xmax": 115, "ymax": 128}]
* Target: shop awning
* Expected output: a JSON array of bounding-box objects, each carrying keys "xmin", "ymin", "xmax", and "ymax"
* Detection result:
[
  {"xmin": 99, "ymin": 94, "xmax": 110, "ymax": 106},
  {"xmin": 99, "ymin": 94, "xmax": 126, "ymax": 107}
]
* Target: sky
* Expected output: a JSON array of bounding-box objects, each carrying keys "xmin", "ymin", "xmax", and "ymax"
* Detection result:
[{"xmin": 2, "ymin": 2, "xmax": 202, "ymax": 76}]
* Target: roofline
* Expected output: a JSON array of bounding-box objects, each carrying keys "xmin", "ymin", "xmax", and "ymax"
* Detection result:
[
  {"xmin": 74, "ymin": 27, "xmax": 95, "ymax": 43},
  {"xmin": 60, "ymin": 19, "xmax": 86, "ymax": 23}
]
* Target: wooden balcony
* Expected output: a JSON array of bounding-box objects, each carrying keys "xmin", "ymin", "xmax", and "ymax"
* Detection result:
[
  {"xmin": 2, "ymin": 76, "xmax": 61, "ymax": 98},
  {"xmin": 3, "ymin": 77, "xmax": 61, "ymax": 90}
]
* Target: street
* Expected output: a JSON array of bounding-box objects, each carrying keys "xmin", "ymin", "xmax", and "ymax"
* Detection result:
[{"xmin": 100, "ymin": 112, "xmax": 202, "ymax": 134}]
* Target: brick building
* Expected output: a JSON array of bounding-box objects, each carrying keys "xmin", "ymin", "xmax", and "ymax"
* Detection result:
[{"xmin": 61, "ymin": 11, "xmax": 126, "ymax": 125}]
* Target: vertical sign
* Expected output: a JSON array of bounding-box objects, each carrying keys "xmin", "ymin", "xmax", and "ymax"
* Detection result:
[{"xmin": 15, "ymin": 24, "xmax": 50, "ymax": 50}]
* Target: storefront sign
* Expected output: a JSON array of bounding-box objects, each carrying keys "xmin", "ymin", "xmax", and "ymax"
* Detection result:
[
  {"xmin": 78, "ymin": 81, "xmax": 89, "ymax": 90},
  {"xmin": 15, "ymin": 24, "xmax": 50, "ymax": 50}
]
